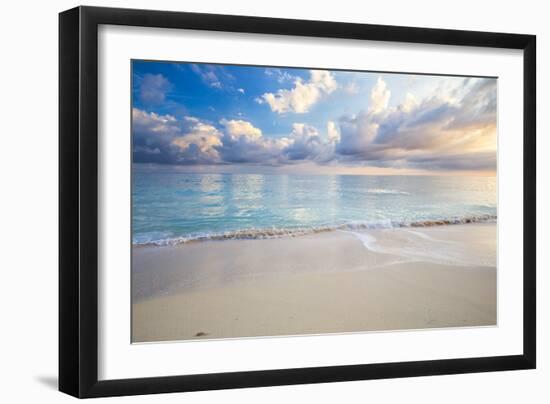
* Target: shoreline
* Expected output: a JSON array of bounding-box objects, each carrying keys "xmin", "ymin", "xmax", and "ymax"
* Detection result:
[
  {"xmin": 132, "ymin": 214, "xmax": 497, "ymax": 247},
  {"xmin": 132, "ymin": 223, "xmax": 496, "ymax": 342}
]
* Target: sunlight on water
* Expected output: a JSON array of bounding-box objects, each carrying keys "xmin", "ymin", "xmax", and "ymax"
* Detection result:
[{"xmin": 132, "ymin": 165, "xmax": 496, "ymax": 245}]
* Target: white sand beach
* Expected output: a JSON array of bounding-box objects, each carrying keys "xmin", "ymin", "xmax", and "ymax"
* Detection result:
[{"xmin": 132, "ymin": 223, "xmax": 496, "ymax": 342}]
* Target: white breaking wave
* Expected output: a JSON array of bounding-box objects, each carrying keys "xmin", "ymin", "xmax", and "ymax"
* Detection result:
[{"xmin": 133, "ymin": 214, "xmax": 497, "ymax": 247}]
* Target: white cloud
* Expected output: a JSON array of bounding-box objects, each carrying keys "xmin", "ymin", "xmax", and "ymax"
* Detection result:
[
  {"xmin": 132, "ymin": 108, "xmax": 224, "ymax": 164},
  {"xmin": 335, "ymin": 77, "xmax": 497, "ymax": 171},
  {"xmin": 221, "ymin": 119, "xmax": 262, "ymax": 141},
  {"xmin": 259, "ymin": 70, "xmax": 337, "ymax": 114},
  {"xmin": 134, "ymin": 76, "xmax": 497, "ymax": 172},
  {"xmin": 334, "ymin": 77, "xmax": 391, "ymax": 155},
  {"xmin": 190, "ymin": 64, "xmax": 230, "ymax": 89},
  {"xmin": 264, "ymin": 68, "xmax": 296, "ymax": 83},
  {"xmin": 171, "ymin": 121, "xmax": 223, "ymax": 163},
  {"xmin": 327, "ymin": 120, "xmax": 341, "ymax": 143},
  {"xmin": 401, "ymin": 92, "xmax": 418, "ymax": 113},
  {"xmin": 284, "ymin": 123, "xmax": 334, "ymax": 162},
  {"xmin": 369, "ymin": 76, "xmax": 391, "ymax": 114},
  {"xmin": 132, "ymin": 108, "xmax": 179, "ymax": 136},
  {"xmin": 219, "ymin": 119, "xmax": 290, "ymax": 164},
  {"xmin": 310, "ymin": 70, "xmax": 338, "ymax": 93},
  {"xmin": 290, "ymin": 123, "xmax": 319, "ymax": 138}
]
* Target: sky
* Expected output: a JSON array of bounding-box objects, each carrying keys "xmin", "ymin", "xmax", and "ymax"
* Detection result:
[{"xmin": 132, "ymin": 60, "xmax": 497, "ymax": 175}]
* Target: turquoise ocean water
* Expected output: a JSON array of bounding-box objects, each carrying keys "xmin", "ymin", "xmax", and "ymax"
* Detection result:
[{"xmin": 132, "ymin": 164, "xmax": 496, "ymax": 246}]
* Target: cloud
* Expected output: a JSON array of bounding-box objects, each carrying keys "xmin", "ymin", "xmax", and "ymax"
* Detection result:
[
  {"xmin": 281, "ymin": 123, "xmax": 335, "ymax": 163},
  {"xmin": 327, "ymin": 121, "xmax": 341, "ymax": 143},
  {"xmin": 133, "ymin": 111, "xmax": 323, "ymax": 166},
  {"xmin": 219, "ymin": 119, "xmax": 290, "ymax": 164},
  {"xmin": 237, "ymin": 88, "xmax": 245, "ymax": 94},
  {"xmin": 190, "ymin": 64, "xmax": 236, "ymax": 90},
  {"xmin": 284, "ymin": 123, "xmax": 321, "ymax": 160},
  {"xmin": 133, "ymin": 75, "xmax": 496, "ymax": 172},
  {"xmin": 133, "ymin": 108, "xmax": 179, "ymax": 137},
  {"xmin": 369, "ymin": 77, "xmax": 391, "ymax": 114},
  {"xmin": 264, "ymin": 68, "xmax": 297, "ymax": 83},
  {"xmin": 132, "ymin": 109, "xmax": 223, "ymax": 164},
  {"xmin": 406, "ymin": 151, "xmax": 497, "ymax": 171},
  {"xmin": 337, "ymin": 112, "xmax": 380, "ymax": 155},
  {"xmin": 221, "ymin": 119, "xmax": 262, "ymax": 141},
  {"xmin": 190, "ymin": 64, "xmax": 221, "ymax": 88},
  {"xmin": 336, "ymin": 77, "xmax": 390, "ymax": 154},
  {"xmin": 132, "ymin": 109, "xmax": 180, "ymax": 163},
  {"xmin": 138, "ymin": 74, "xmax": 171, "ymax": 104},
  {"xmin": 221, "ymin": 121, "xmax": 334, "ymax": 164},
  {"xmin": 171, "ymin": 118, "xmax": 223, "ymax": 163},
  {"xmin": 335, "ymin": 76, "xmax": 497, "ymax": 171},
  {"xmin": 259, "ymin": 70, "xmax": 337, "ymax": 114}
]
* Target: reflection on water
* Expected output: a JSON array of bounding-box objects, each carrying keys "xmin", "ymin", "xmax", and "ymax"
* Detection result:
[
  {"xmin": 199, "ymin": 174, "xmax": 225, "ymax": 217},
  {"xmin": 132, "ymin": 165, "xmax": 497, "ymax": 245},
  {"xmin": 231, "ymin": 174, "xmax": 264, "ymax": 216},
  {"xmin": 291, "ymin": 207, "xmax": 319, "ymax": 224}
]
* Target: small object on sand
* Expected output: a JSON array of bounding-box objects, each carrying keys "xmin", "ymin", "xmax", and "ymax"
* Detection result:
[{"xmin": 195, "ymin": 331, "xmax": 208, "ymax": 337}]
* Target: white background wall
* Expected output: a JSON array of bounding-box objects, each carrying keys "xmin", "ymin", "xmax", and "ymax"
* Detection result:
[{"xmin": 0, "ymin": 0, "xmax": 546, "ymax": 402}]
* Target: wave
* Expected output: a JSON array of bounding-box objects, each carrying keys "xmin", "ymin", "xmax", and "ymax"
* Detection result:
[{"xmin": 133, "ymin": 214, "xmax": 496, "ymax": 247}]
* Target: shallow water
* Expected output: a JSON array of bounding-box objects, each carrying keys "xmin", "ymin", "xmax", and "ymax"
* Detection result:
[{"xmin": 132, "ymin": 164, "xmax": 496, "ymax": 245}]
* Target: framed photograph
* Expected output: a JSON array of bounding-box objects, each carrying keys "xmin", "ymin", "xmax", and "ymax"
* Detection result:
[{"xmin": 59, "ymin": 6, "xmax": 536, "ymax": 398}]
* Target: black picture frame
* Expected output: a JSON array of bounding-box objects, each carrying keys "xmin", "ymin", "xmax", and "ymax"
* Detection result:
[{"xmin": 59, "ymin": 6, "xmax": 536, "ymax": 398}]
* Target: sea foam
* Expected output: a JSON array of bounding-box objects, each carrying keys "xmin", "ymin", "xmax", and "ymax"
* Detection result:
[{"xmin": 133, "ymin": 214, "xmax": 497, "ymax": 246}]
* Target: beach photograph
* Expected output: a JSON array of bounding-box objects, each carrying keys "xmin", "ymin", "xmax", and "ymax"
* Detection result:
[{"xmin": 131, "ymin": 61, "xmax": 497, "ymax": 343}]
